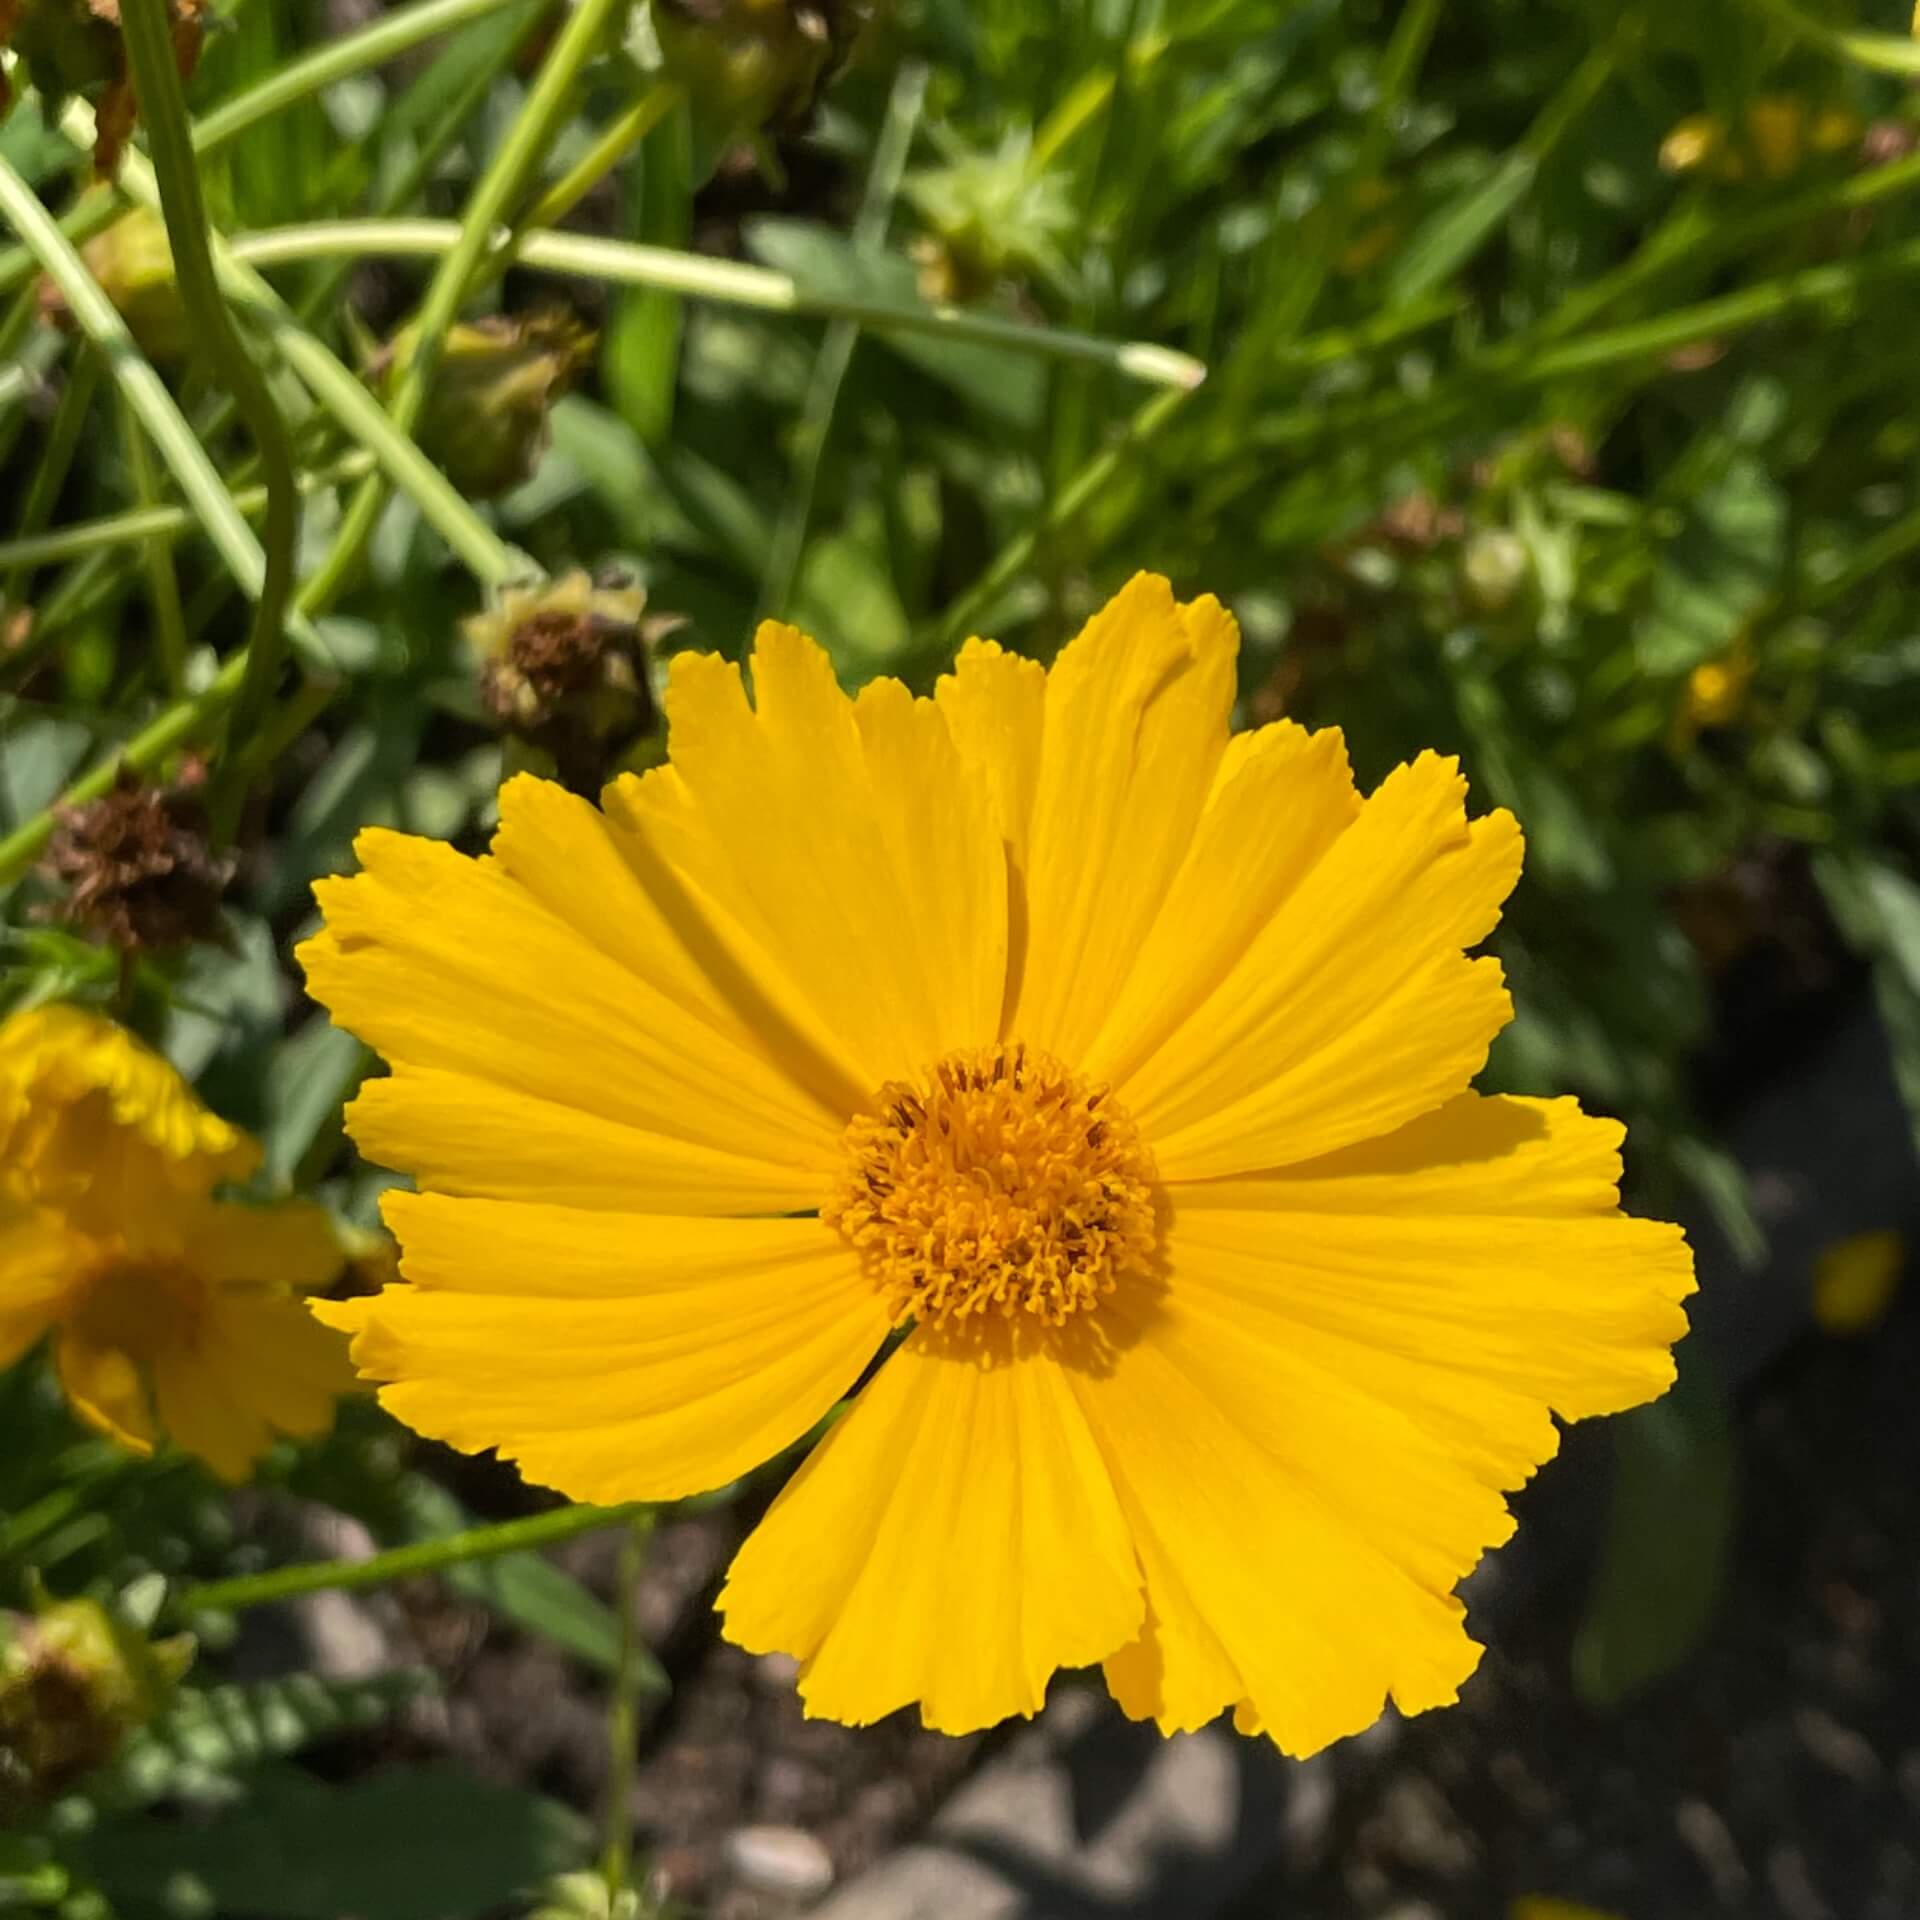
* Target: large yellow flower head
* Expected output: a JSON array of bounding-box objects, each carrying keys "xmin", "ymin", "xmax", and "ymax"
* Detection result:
[
  {"xmin": 0, "ymin": 1006, "xmax": 356, "ymax": 1480},
  {"xmin": 302, "ymin": 574, "xmax": 1693, "ymax": 1756}
]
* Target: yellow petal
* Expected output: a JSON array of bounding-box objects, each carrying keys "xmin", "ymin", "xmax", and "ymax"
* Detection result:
[
  {"xmin": 718, "ymin": 1326, "xmax": 1143, "ymax": 1733},
  {"xmin": 301, "ymin": 818, "xmax": 840, "ymax": 1214},
  {"xmin": 0, "ymin": 1202, "xmax": 91, "ymax": 1368},
  {"xmin": 317, "ymin": 1199, "xmax": 889, "ymax": 1504},
  {"xmin": 0, "ymin": 1004, "xmax": 257, "ymax": 1220},
  {"xmin": 55, "ymin": 1327, "xmax": 158, "ymax": 1458},
  {"xmin": 1082, "ymin": 719, "xmax": 1360, "ymax": 1088},
  {"xmin": 1123, "ymin": 752, "xmax": 1521, "ymax": 1179},
  {"xmin": 178, "ymin": 1196, "xmax": 348, "ymax": 1293},
  {"xmin": 153, "ymin": 1290, "xmax": 358, "ymax": 1482},
  {"xmin": 1080, "ymin": 1096, "xmax": 1692, "ymax": 1756},
  {"xmin": 607, "ymin": 624, "xmax": 1006, "ymax": 1089},
  {"xmin": 985, "ymin": 576, "xmax": 1238, "ymax": 1061}
]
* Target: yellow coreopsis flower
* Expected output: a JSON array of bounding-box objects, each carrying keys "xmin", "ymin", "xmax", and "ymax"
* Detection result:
[
  {"xmin": 0, "ymin": 1006, "xmax": 356, "ymax": 1480},
  {"xmin": 302, "ymin": 573, "xmax": 1693, "ymax": 1756}
]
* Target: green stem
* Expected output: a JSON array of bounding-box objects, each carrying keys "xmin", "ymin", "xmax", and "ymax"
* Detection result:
[
  {"xmin": 1, "ymin": 353, "xmax": 99, "ymax": 624},
  {"xmin": 0, "ymin": 452, "xmax": 376, "ymax": 571},
  {"xmin": 1748, "ymin": 0, "xmax": 1920, "ymax": 74},
  {"xmin": 175, "ymin": 1500, "xmax": 654, "ymax": 1617},
  {"xmin": 522, "ymin": 82, "xmax": 683, "ymax": 234},
  {"xmin": 924, "ymin": 383, "xmax": 1193, "ymax": 659},
  {"xmin": 117, "ymin": 389, "xmax": 190, "ymax": 695},
  {"xmin": 0, "ymin": 148, "xmax": 330, "ymax": 663},
  {"xmin": 304, "ymin": 0, "xmax": 623, "ymax": 612},
  {"xmin": 226, "ymin": 219, "xmax": 1210, "ymax": 388},
  {"xmin": 120, "ymin": 0, "xmax": 299, "ymax": 783},
  {"xmin": 758, "ymin": 62, "xmax": 926, "ymax": 622},
  {"xmin": 190, "ymin": 0, "xmax": 544, "ymax": 155},
  {"xmin": 599, "ymin": 1517, "xmax": 653, "ymax": 1905}
]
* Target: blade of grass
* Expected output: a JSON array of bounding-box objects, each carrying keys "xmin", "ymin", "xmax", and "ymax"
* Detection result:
[
  {"xmin": 121, "ymin": 0, "xmax": 299, "ymax": 797},
  {"xmin": 225, "ymin": 219, "xmax": 1210, "ymax": 387},
  {"xmin": 758, "ymin": 61, "xmax": 927, "ymax": 622},
  {"xmin": 117, "ymin": 388, "xmax": 191, "ymax": 696}
]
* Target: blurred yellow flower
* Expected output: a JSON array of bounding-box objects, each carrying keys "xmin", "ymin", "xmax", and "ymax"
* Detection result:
[
  {"xmin": 1812, "ymin": 1228, "xmax": 1903, "ymax": 1336},
  {"xmin": 302, "ymin": 572, "xmax": 1693, "ymax": 1755},
  {"xmin": 1511, "ymin": 1899, "xmax": 1628, "ymax": 1920},
  {"xmin": 0, "ymin": 1006, "xmax": 356, "ymax": 1480},
  {"xmin": 1660, "ymin": 97, "xmax": 1860, "ymax": 182},
  {"xmin": 1685, "ymin": 647, "xmax": 1753, "ymax": 732}
]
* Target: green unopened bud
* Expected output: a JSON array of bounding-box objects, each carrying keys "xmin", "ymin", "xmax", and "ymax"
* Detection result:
[
  {"xmin": 381, "ymin": 309, "xmax": 595, "ymax": 502},
  {"xmin": 0, "ymin": 1596, "xmax": 193, "ymax": 1814},
  {"xmin": 466, "ymin": 570, "xmax": 675, "ymax": 789},
  {"xmin": 1458, "ymin": 528, "xmax": 1531, "ymax": 615},
  {"xmin": 38, "ymin": 209, "xmax": 192, "ymax": 362},
  {"xmin": 906, "ymin": 135, "xmax": 1076, "ymax": 305},
  {"xmin": 654, "ymin": 0, "xmax": 876, "ymax": 142}
]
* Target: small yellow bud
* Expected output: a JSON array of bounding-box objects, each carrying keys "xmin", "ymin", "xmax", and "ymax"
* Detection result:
[
  {"xmin": 0, "ymin": 1596, "xmax": 193, "ymax": 1814},
  {"xmin": 1685, "ymin": 647, "xmax": 1753, "ymax": 730}
]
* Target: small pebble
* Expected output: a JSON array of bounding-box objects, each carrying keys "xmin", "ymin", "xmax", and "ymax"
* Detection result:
[{"xmin": 725, "ymin": 1823, "xmax": 836, "ymax": 1899}]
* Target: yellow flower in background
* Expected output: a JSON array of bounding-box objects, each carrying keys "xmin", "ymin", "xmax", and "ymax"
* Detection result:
[
  {"xmin": 1511, "ymin": 1899, "xmax": 1628, "ymax": 1920},
  {"xmin": 1812, "ymin": 1228, "xmax": 1903, "ymax": 1336},
  {"xmin": 0, "ymin": 1007, "xmax": 357, "ymax": 1481},
  {"xmin": 1660, "ymin": 97, "xmax": 1860, "ymax": 183},
  {"xmin": 303, "ymin": 573, "xmax": 1693, "ymax": 1756}
]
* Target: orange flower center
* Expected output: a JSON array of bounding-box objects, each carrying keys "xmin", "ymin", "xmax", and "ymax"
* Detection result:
[{"xmin": 825, "ymin": 1045, "xmax": 1158, "ymax": 1328}]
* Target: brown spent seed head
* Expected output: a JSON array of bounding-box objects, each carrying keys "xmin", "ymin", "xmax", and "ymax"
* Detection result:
[
  {"xmin": 0, "ymin": 0, "xmax": 208, "ymax": 172},
  {"xmin": 40, "ymin": 761, "xmax": 233, "ymax": 954}
]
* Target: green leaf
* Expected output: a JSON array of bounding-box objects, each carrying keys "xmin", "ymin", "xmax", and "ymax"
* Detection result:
[
  {"xmin": 261, "ymin": 1016, "xmax": 367, "ymax": 1184},
  {"xmin": 605, "ymin": 102, "xmax": 692, "ymax": 445},
  {"xmin": 74, "ymin": 1764, "xmax": 589, "ymax": 1920},
  {"xmin": 1814, "ymin": 852, "xmax": 1920, "ymax": 1158},
  {"xmin": 86, "ymin": 1672, "xmax": 430, "ymax": 1809},
  {"xmin": 400, "ymin": 1480, "xmax": 665, "ymax": 1691},
  {"xmin": 1572, "ymin": 1354, "xmax": 1737, "ymax": 1708}
]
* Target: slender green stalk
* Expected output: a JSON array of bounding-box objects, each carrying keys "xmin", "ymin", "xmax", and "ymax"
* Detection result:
[
  {"xmin": 117, "ymin": 391, "xmax": 190, "ymax": 695},
  {"xmin": 0, "ymin": 183, "xmax": 119, "ymax": 302},
  {"xmin": 0, "ymin": 149, "xmax": 330, "ymax": 663},
  {"xmin": 522, "ymin": 83, "xmax": 683, "ymax": 234},
  {"xmin": 599, "ymin": 1518, "xmax": 654, "ymax": 1906},
  {"xmin": 0, "ymin": 453, "xmax": 376, "ymax": 572},
  {"xmin": 190, "ymin": 0, "xmax": 543, "ymax": 155},
  {"xmin": 175, "ymin": 1501, "xmax": 654, "ymax": 1616},
  {"xmin": 226, "ymin": 220, "xmax": 1210, "ymax": 388},
  {"xmin": 759, "ymin": 63, "xmax": 927, "ymax": 621},
  {"xmin": 306, "ymin": 0, "xmax": 624, "ymax": 612},
  {"xmin": 120, "ymin": 0, "xmax": 299, "ymax": 782},
  {"xmin": 1, "ymin": 354, "xmax": 99, "ymax": 623},
  {"xmin": 924, "ymin": 384, "xmax": 1193, "ymax": 658},
  {"xmin": 96, "ymin": 132, "xmax": 521, "ymax": 591}
]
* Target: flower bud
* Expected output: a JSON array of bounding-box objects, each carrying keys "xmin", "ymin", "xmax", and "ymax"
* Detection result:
[
  {"xmin": 40, "ymin": 760, "xmax": 232, "ymax": 955},
  {"xmin": 380, "ymin": 309, "xmax": 595, "ymax": 502},
  {"xmin": 465, "ymin": 570, "xmax": 674, "ymax": 791},
  {"xmin": 906, "ymin": 136, "xmax": 1075, "ymax": 305},
  {"xmin": 653, "ymin": 0, "xmax": 876, "ymax": 143},
  {"xmin": 38, "ymin": 209, "xmax": 192, "ymax": 362},
  {"xmin": 0, "ymin": 1596, "xmax": 192, "ymax": 1815}
]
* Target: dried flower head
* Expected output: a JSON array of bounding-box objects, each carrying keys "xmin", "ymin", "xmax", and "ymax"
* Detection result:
[
  {"xmin": 465, "ymin": 570, "xmax": 667, "ymax": 791},
  {"xmin": 0, "ymin": 1595, "xmax": 192, "ymax": 1815},
  {"xmin": 0, "ymin": 0, "xmax": 208, "ymax": 172},
  {"xmin": 380, "ymin": 309, "xmax": 595, "ymax": 501},
  {"xmin": 41, "ymin": 761, "xmax": 232, "ymax": 954}
]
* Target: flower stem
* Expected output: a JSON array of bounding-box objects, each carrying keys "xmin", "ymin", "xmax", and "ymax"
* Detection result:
[
  {"xmin": 301, "ymin": 0, "xmax": 625, "ymax": 613},
  {"xmin": 174, "ymin": 1500, "xmax": 654, "ymax": 1617},
  {"xmin": 119, "ymin": 0, "xmax": 300, "ymax": 797},
  {"xmin": 599, "ymin": 1517, "xmax": 653, "ymax": 1906}
]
